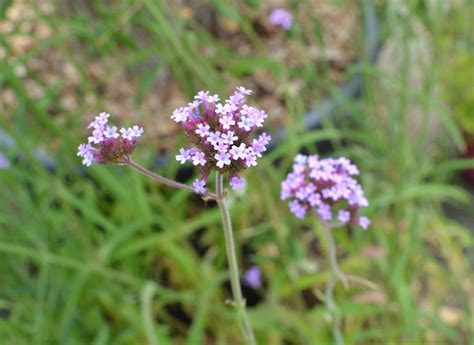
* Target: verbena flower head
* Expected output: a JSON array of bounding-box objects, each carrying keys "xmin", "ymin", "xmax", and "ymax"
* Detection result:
[
  {"xmin": 269, "ymin": 8, "xmax": 293, "ymax": 31},
  {"xmin": 77, "ymin": 112, "xmax": 143, "ymax": 166},
  {"xmin": 281, "ymin": 154, "xmax": 370, "ymax": 229},
  {"xmin": 172, "ymin": 87, "xmax": 271, "ymax": 193}
]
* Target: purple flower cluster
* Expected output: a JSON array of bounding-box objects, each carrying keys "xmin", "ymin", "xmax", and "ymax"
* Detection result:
[
  {"xmin": 281, "ymin": 154, "xmax": 370, "ymax": 229},
  {"xmin": 269, "ymin": 8, "xmax": 293, "ymax": 31},
  {"xmin": 77, "ymin": 112, "xmax": 143, "ymax": 166},
  {"xmin": 172, "ymin": 87, "xmax": 271, "ymax": 194}
]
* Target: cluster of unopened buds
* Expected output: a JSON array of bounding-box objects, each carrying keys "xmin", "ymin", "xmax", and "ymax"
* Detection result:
[
  {"xmin": 281, "ymin": 154, "xmax": 370, "ymax": 228},
  {"xmin": 172, "ymin": 86, "xmax": 271, "ymax": 194},
  {"xmin": 77, "ymin": 112, "xmax": 143, "ymax": 166}
]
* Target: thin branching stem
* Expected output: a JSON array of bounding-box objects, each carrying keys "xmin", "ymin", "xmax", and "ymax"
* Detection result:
[
  {"xmin": 216, "ymin": 172, "xmax": 256, "ymax": 345},
  {"xmin": 125, "ymin": 158, "xmax": 254, "ymax": 343},
  {"xmin": 126, "ymin": 158, "xmax": 218, "ymax": 200}
]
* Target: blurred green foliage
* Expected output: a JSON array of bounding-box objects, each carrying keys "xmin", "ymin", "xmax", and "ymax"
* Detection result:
[
  {"xmin": 0, "ymin": 0, "xmax": 473, "ymax": 344},
  {"xmin": 439, "ymin": 0, "xmax": 474, "ymax": 137},
  {"xmin": 443, "ymin": 52, "xmax": 474, "ymax": 136}
]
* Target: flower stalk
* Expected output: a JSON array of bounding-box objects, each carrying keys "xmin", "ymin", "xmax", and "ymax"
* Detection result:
[
  {"xmin": 123, "ymin": 160, "xmax": 256, "ymax": 343},
  {"xmin": 321, "ymin": 220, "xmax": 346, "ymax": 345},
  {"xmin": 126, "ymin": 157, "xmax": 218, "ymax": 200},
  {"xmin": 216, "ymin": 172, "xmax": 256, "ymax": 345}
]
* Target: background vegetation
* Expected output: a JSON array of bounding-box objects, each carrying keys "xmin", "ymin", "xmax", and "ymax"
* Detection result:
[{"xmin": 1, "ymin": 0, "xmax": 473, "ymax": 344}]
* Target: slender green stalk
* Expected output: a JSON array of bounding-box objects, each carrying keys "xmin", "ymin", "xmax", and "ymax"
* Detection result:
[
  {"xmin": 126, "ymin": 158, "xmax": 218, "ymax": 200},
  {"xmin": 216, "ymin": 172, "xmax": 256, "ymax": 345},
  {"xmin": 126, "ymin": 159, "xmax": 255, "ymax": 343},
  {"xmin": 321, "ymin": 221, "xmax": 345, "ymax": 345}
]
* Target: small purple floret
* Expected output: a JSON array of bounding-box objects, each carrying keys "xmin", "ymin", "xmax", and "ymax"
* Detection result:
[
  {"xmin": 289, "ymin": 200, "xmax": 307, "ymax": 219},
  {"xmin": 229, "ymin": 176, "xmax": 245, "ymax": 191},
  {"xmin": 176, "ymin": 148, "xmax": 191, "ymax": 164},
  {"xmin": 338, "ymin": 210, "xmax": 351, "ymax": 223},
  {"xmin": 192, "ymin": 151, "xmax": 207, "ymax": 166},
  {"xmin": 214, "ymin": 151, "xmax": 230, "ymax": 168},
  {"xmin": 193, "ymin": 179, "xmax": 207, "ymax": 194},
  {"xmin": 359, "ymin": 216, "xmax": 370, "ymax": 230}
]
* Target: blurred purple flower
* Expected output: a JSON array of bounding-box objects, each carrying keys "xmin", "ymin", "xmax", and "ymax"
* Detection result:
[
  {"xmin": 269, "ymin": 8, "xmax": 293, "ymax": 30},
  {"xmin": 281, "ymin": 155, "xmax": 370, "ymax": 229},
  {"xmin": 0, "ymin": 153, "xmax": 10, "ymax": 169},
  {"xmin": 358, "ymin": 216, "xmax": 371, "ymax": 230},
  {"xmin": 243, "ymin": 266, "xmax": 262, "ymax": 289}
]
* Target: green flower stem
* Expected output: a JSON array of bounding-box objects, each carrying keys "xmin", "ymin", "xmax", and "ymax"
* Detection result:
[
  {"xmin": 126, "ymin": 158, "xmax": 218, "ymax": 200},
  {"xmin": 321, "ymin": 220, "xmax": 345, "ymax": 345},
  {"xmin": 216, "ymin": 172, "xmax": 256, "ymax": 345},
  {"xmin": 126, "ymin": 159, "xmax": 255, "ymax": 343}
]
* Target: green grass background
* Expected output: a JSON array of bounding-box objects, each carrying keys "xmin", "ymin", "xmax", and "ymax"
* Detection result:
[{"xmin": 0, "ymin": 0, "xmax": 473, "ymax": 344}]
